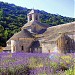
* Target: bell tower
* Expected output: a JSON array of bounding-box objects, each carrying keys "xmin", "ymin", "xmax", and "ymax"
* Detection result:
[{"xmin": 27, "ymin": 9, "xmax": 40, "ymax": 22}]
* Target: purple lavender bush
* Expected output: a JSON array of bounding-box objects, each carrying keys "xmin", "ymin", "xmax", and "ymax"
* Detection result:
[{"xmin": 0, "ymin": 52, "xmax": 75, "ymax": 75}]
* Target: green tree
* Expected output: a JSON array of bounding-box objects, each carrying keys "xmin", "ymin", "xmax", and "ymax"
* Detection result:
[
  {"xmin": 0, "ymin": 9, "xmax": 3, "ymax": 19},
  {"xmin": 4, "ymin": 29, "xmax": 8, "ymax": 40},
  {"xmin": 0, "ymin": 25, "xmax": 4, "ymax": 37}
]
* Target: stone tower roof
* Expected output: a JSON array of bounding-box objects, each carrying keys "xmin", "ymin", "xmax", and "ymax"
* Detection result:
[
  {"xmin": 22, "ymin": 20, "xmax": 50, "ymax": 29},
  {"xmin": 22, "ymin": 9, "xmax": 50, "ymax": 32},
  {"xmin": 7, "ymin": 29, "xmax": 34, "ymax": 43}
]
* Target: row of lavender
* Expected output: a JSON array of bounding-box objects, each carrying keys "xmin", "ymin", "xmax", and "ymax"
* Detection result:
[{"xmin": 0, "ymin": 52, "xmax": 75, "ymax": 75}]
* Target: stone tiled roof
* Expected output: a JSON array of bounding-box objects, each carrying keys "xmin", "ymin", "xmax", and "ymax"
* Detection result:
[
  {"xmin": 22, "ymin": 20, "xmax": 50, "ymax": 29},
  {"xmin": 7, "ymin": 29, "xmax": 34, "ymax": 43},
  {"xmin": 42, "ymin": 21, "xmax": 75, "ymax": 42}
]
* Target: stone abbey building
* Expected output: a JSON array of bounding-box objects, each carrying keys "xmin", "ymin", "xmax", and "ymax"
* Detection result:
[{"xmin": 3, "ymin": 9, "xmax": 75, "ymax": 53}]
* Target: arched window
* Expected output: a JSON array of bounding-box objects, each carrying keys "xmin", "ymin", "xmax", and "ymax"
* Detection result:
[
  {"xmin": 13, "ymin": 46, "xmax": 15, "ymax": 51},
  {"xmin": 30, "ymin": 14, "xmax": 32, "ymax": 21},
  {"xmin": 35, "ymin": 15, "xmax": 38, "ymax": 20},
  {"xmin": 21, "ymin": 46, "xmax": 24, "ymax": 51},
  {"xmin": 48, "ymin": 50, "xmax": 50, "ymax": 53}
]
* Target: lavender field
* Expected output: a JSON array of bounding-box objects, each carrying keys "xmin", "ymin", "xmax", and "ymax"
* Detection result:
[{"xmin": 0, "ymin": 53, "xmax": 75, "ymax": 75}]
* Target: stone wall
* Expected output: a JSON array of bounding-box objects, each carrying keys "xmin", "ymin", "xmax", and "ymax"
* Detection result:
[
  {"xmin": 41, "ymin": 42, "xmax": 59, "ymax": 53},
  {"xmin": 11, "ymin": 38, "xmax": 34, "ymax": 53}
]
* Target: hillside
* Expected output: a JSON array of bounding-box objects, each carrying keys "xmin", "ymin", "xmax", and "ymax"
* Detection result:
[{"xmin": 0, "ymin": 1, "xmax": 75, "ymax": 46}]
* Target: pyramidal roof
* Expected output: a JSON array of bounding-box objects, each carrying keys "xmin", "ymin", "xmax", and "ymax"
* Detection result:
[
  {"xmin": 22, "ymin": 20, "xmax": 50, "ymax": 29},
  {"xmin": 7, "ymin": 29, "xmax": 34, "ymax": 43}
]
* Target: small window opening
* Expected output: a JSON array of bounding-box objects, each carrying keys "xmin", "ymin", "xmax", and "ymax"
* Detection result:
[
  {"xmin": 21, "ymin": 46, "xmax": 24, "ymax": 51},
  {"xmin": 30, "ymin": 14, "xmax": 32, "ymax": 21},
  {"xmin": 35, "ymin": 15, "xmax": 38, "ymax": 20}
]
